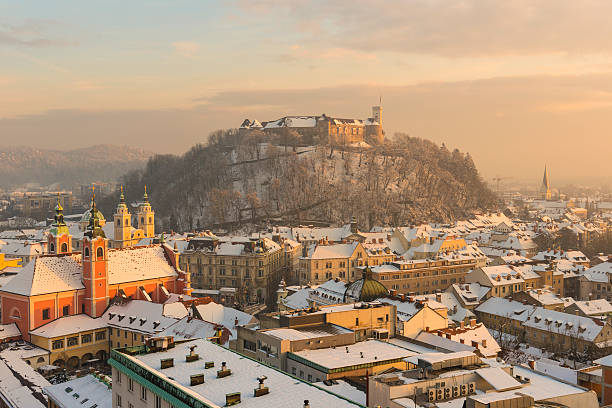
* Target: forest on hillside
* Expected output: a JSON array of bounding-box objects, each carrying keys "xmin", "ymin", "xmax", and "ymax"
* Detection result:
[{"xmin": 101, "ymin": 130, "xmax": 499, "ymax": 232}]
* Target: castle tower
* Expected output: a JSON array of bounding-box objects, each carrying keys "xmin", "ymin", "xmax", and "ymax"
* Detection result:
[
  {"xmin": 372, "ymin": 103, "xmax": 382, "ymax": 127},
  {"xmin": 82, "ymin": 189, "xmax": 109, "ymax": 318},
  {"xmin": 541, "ymin": 165, "xmax": 552, "ymax": 201},
  {"xmin": 48, "ymin": 195, "xmax": 72, "ymax": 254},
  {"xmin": 136, "ymin": 186, "xmax": 155, "ymax": 238},
  {"xmin": 113, "ymin": 186, "xmax": 132, "ymax": 248}
]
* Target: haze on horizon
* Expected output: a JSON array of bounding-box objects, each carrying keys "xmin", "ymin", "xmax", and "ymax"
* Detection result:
[{"xmin": 1, "ymin": 0, "xmax": 612, "ymax": 185}]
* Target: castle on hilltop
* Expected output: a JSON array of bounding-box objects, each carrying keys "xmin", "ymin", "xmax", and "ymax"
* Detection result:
[{"xmin": 239, "ymin": 104, "xmax": 384, "ymax": 146}]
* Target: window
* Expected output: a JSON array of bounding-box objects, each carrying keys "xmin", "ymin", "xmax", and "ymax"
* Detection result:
[
  {"xmin": 42, "ymin": 308, "xmax": 50, "ymax": 320},
  {"xmin": 84, "ymin": 247, "xmax": 90, "ymax": 257},
  {"xmin": 97, "ymin": 247, "xmax": 104, "ymax": 258},
  {"xmin": 128, "ymin": 378, "xmax": 133, "ymax": 392},
  {"xmin": 155, "ymin": 396, "xmax": 162, "ymax": 408},
  {"xmin": 308, "ymin": 374, "xmax": 312, "ymax": 381},
  {"xmin": 67, "ymin": 336, "xmax": 78, "ymax": 347},
  {"xmin": 116, "ymin": 394, "xmax": 122, "ymax": 408},
  {"xmin": 96, "ymin": 331, "xmax": 106, "ymax": 341},
  {"xmin": 299, "ymin": 370, "xmax": 304, "ymax": 378},
  {"xmin": 140, "ymin": 385, "xmax": 147, "ymax": 401},
  {"xmin": 124, "ymin": 331, "xmax": 128, "ymax": 339},
  {"xmin": 52, "ymin": 340, "xmax": 64, "ymax": 350},
  {"xmin": 61, "ymin": 243, "xmax": 68, "ymax": 252},
  {"xmin": 117, "ymin": 371, "xmax": 122, "ymax": 384},
  {"xmin": 258, "ymin": 270, "xmax": 263, "ymax": 277},
  {"xmin": 291, "ymin": 367, "xmax": 296, "ymax": 375},
  {"xmin": 109, "ymin": 328, "xmax": 113, "ymax": 335},
  {"xmin": 62, "ymin": 305, "xmax": 69, "ymax": 316},
  {"xmin": 49, "ymin": 243, "xmax": 55, "ymax": 253},
  {"xmin": 81, "ymin": 333, "xmax": 92, "ymax": 344}
]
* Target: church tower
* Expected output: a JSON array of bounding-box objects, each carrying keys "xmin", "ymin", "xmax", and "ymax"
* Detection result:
[
  {"xmin": 113, "ymin": 186, "xmax": 132, "ymax": 248},
  {"xmin": 541, "ymin": 165, "xmax": 552, "ymax": 201},
  {"xmin": 48, "ymin": 195, "xmax": 72, "ymax": 255},
  {"xmin": 136, "ymin": 186, "xmax": 155, "ymax": 238},
  {"xmin": 82, "ymin": 189, "xmax": 109, "ymax": 318}
]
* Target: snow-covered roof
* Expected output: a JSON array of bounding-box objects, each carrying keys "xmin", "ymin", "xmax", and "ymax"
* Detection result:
[
  {"xmin": 157, "ymin": 316, "xmax": 220, "ymax": 342},
  {"xmin": 314, "ymin": 380, "xmax": 366, "ymax": 406},
  {"xmin": 264, "ymin": 325, "xmax": 352, "ymax": 341},
  {"xmin": 30, "ymin": 314, "xmax": 106, "ymax": 338},
  {"xmin": 289, "ymin": 340, "xmax": 412, "ymax": 370},
  {"xmin": 43, "ymin": 374, "xmax": 111, "ymax": 408},
  {"xmin": 0, "ymin": 254, "xmax": 84, "ymax": 296},
  {"xmin": 582, "ymin": 262, "xmax": 612, "ymax": 283},
  {"xmin": 571, "ymin": 299, "xmax": 612, "ymax": 316},
  {"xmin": 0, "ymin": 245, "xmax": 179, "ymax": 297},
  {"xmin": 126, "ymin": 338, "xmax": 362, "ymax": 407},
  {"xmin": 107, "ymin": 245, "xmax": 178, "ymax": 285},
  {"xmin": 193, "ymin": 302, "xmax": 255, "ymax": 340},
  {"xmin": 306, "ymin": 242, "xmax": 359, "ymax": 259},
  {"xmin": 452, "ymin": 283, "xmax": 490, "ymax": 305},
  {"xmin": 101, "ymin": 300, "xmax": 186, "ymax": 335},
  {"xmin": 0, "ymin": 352, "xmax": 48, "ymax": 408},
  {"xmin": 0, "ymin": 323, "xmax": 21, "ymax": 340}
]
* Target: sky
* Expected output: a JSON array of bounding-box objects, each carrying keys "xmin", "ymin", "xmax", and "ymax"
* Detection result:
[{"xmin": 2, "ymin": 0, "xmax": 612, "ymax": 185}]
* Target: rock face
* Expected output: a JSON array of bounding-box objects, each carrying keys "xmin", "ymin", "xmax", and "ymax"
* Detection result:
[
  {"xmin": 0, "ymin": 145, "xmax": 152, "ymax": 188},
  {"xmin": 123, "ymin": 130, "xmax": 499, "ymax": 232}
]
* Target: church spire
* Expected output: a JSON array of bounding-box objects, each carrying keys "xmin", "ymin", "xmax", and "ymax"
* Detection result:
[
  {"xmin": 541, "ymin": 165, "xmax": 552, "ymax": 201},
  {"xmin": 85, "ymin": 185, "xmax": 106, "ymax": 239},
  {"xmin": 143, "ymin": 185, "xmax": 149, "ymax": 203},
  {"xmin": 50, "ymin": 193, "xmax": 69, "ymax": 236}
]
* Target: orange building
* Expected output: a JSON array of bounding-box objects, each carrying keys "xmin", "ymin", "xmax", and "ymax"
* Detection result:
[{"xmin": 0, "ymin": 196, "xmax": 191, "ymax": 341}]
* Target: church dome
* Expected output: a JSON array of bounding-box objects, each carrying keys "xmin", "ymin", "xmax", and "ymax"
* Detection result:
[
  {"xmin": 80, "ymin": 208, "xmax": 106, "ymax": 226},
  {"xmin": 343, "ymin": 267, "xmax": 388, "ymax": 302}
]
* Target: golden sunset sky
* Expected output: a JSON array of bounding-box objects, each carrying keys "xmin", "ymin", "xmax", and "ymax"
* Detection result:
[{"xmin": 2, "ymin": 1, "xmax": 612, "ymax": 183}]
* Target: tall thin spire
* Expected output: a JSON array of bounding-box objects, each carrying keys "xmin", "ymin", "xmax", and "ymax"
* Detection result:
[
  {"xmin": 542, "ymin": 165, "xmax": 550, "ymax": 190},
  {"xmin": 143, "ymin": 185, "xmax": 149, "ymax": 202}
]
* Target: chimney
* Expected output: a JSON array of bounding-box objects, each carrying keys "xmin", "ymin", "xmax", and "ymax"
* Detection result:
[
  {"xmin": 436, "ymin": 293, "xmax": 442, "ymax": 303},
  {"xmin": 482, "ymin": 339, "xmax": 487, "ymax": 348},
  {"xmin": 304, "ymin": 400, "xmax": 311, "ymax": 408},
  {"xmin": 459, "ymin": 339, "xmax": 465, "ymax": 344},
  {"xmin": 470, "ymin": 318, "xmax": 477, "ymax": 327},
  {"xmin": 471, "ymin": 341, "xmax": 479, "ymax": 349},
  {"xmin": 528, "ymin": 360, "xmax": 535, "ymax": 369},
  {"xmin": 254, "ymin": 376, "xmax": 270, "ymax": 397},
  {"xmin": 446, "ymin": 333, "xmax": 452, "ymax": 340},
  {"xmin": 460, "ymin": 321, "xmax": 465, "ymax": 329}
]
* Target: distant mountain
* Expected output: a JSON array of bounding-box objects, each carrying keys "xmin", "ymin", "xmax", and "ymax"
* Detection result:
[{"xmin": 0, "ymin": 145, "xmax": 152, "ymax": 189}]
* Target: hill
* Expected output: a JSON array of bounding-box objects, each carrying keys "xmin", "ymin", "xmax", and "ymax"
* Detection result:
[
  {"xmin": 0, "ymin": 145, "xmax": 152, "ymax": 189},
  {"xmin": 117, "ymin": 130, "xmax": 499, "ymax": 231}
]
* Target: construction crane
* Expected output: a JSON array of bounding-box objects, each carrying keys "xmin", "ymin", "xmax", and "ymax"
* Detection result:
[{"xmin": 492, "ymin": 176, "xmax": 512, "ymax": 195}]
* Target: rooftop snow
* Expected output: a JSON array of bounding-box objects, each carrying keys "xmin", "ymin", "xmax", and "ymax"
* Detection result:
[
  {"xmin": 43, "ymin": 374, "xmax": 111, "ymax": 408},
  {"xmin": 289, "ymin": 340, "xmax": 411, "ymax": 370},
  {"xmin": 30, "ymin": 314, "xmax": 106, "ymax": 338},
  {"xmin": 124, "ymin": 338, "xmax": 363, "ymax": 408}
]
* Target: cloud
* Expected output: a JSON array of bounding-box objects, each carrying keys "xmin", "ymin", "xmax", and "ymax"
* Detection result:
[
  {"xmin": 235, "ymin": 0, "xmax": 612, "ymax": 58},
  {"xmin": 172, "ymin": 41, "xmax": 200, "ymax": 58},
  {"xmin": 0, "ymin": 19, "xmax": 72, "ymax": 47}
]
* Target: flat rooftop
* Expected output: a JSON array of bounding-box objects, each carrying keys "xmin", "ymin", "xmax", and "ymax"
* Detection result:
[
  {"xmin": 112, "ymin": 338, "xmax": 363, "ymax": 408},
  {"xmin": 289, "ymin": 340, "xmax": 412, "ymax": 370},
  {"xmin": 263, "ymin": 324, "xmax": 353, "ymax": 341}
]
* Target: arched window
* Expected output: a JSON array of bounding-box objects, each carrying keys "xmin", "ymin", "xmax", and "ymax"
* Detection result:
[
  {"xmin": 84, "ymin": 247, "xmax": 90, "ymax": 257},
  {"xmin": 49, "ymin": 243, "xmax": 55, "ymax": 253},
  {"xmin": 10, "ymin": 308, "xmax": 21, "ymax": 320},
  {"xmin": 117, "ymin": 219, "xmax": 121, "ymax": 226},
  {"xmin": 61, "ymin": 243, "xmax": 68, "ymax": 253},
  {"xmin": 96, "ymin": 247, "xmax": 104, "ymax": 259},
  {"xmin": 140, "ymin": 217, "xmax": 144, "ymax": 224},
  {"xmin": 148, "ymin": 217, "xmax": 152, "ymax": 223}
]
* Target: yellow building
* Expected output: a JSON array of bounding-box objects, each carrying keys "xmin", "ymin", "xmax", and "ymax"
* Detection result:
[
  {"xmin": 180, "ymin": 236, "xmax": 284, "ymax": 305},
  {"xmin": 298, "ymin": 241, "xmax": 396, "ymax": 285},
  {"xmin": 0, "ymin": 254, "xmax": 21, "ymax": 271},
  {"xmin": 29, "ymin": 314, "xmax": 108, "ymax": 369}
]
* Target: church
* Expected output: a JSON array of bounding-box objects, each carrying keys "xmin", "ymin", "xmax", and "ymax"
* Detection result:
[{"xmin": 0, "ymin": 193, "xmax": 192, "ymax": 341}]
